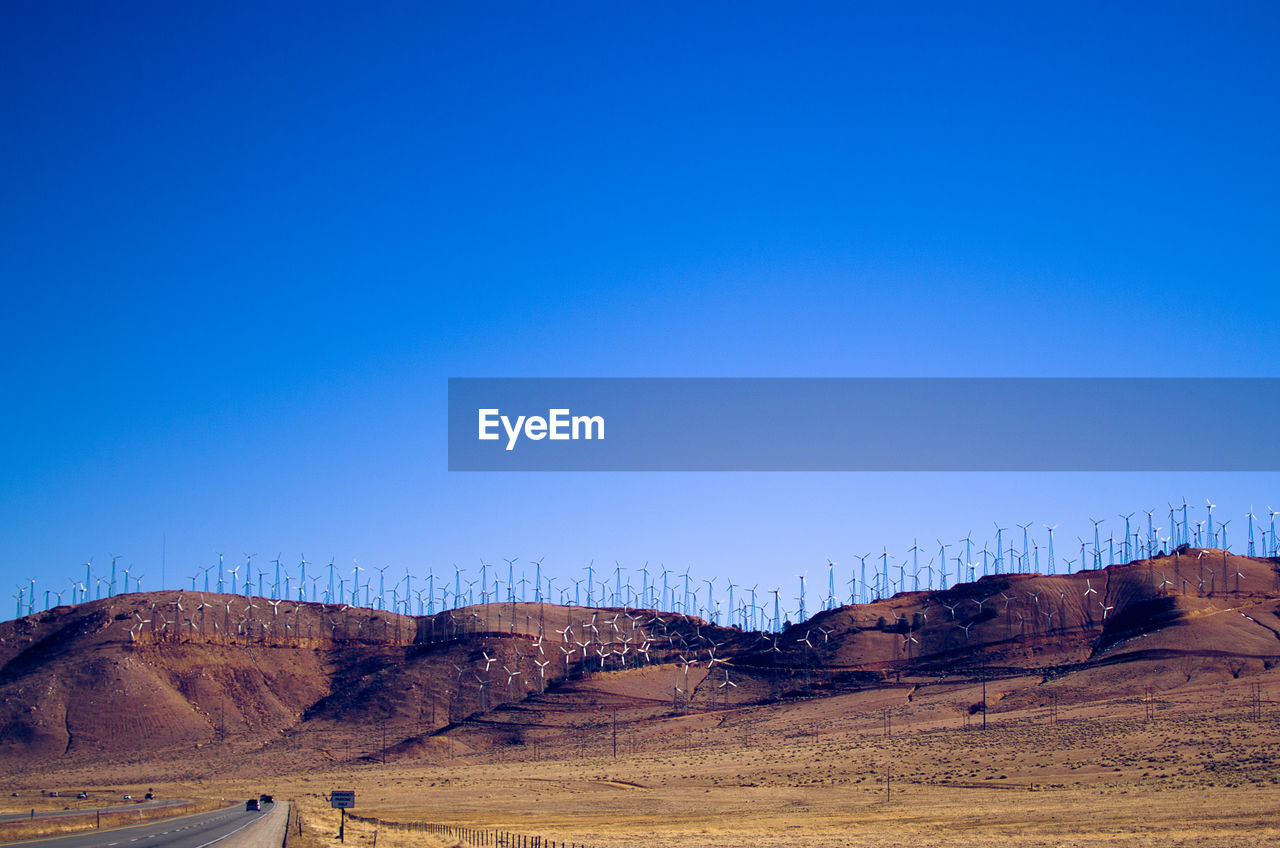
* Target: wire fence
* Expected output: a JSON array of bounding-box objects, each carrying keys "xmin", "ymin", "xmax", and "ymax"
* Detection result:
[{"xmin": 346, "ymin": 811, "xmax": 595, "ymax": 848}]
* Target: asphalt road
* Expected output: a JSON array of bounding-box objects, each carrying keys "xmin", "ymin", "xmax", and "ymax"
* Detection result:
[
  {"xmin": 3, "ymin": 802, "xmax": 274, "ymax": 848},
  {"xmin": 0, "ymin": 802, "xmax": 187, "ymax": 824}
]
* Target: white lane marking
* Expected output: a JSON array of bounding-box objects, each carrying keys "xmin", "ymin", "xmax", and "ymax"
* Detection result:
[{"xmin": 190, "ymin": 813, "xmax": 265, "ymax": 848}]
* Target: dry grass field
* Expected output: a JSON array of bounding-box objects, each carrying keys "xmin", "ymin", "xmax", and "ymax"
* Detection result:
[{"xmin": 17, "ymin": 669, "xmax": 1268, "ymax": 848}]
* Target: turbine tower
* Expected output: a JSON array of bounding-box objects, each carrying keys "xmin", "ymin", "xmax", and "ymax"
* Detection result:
[
  {"xmin": 271, "ymin": 555, "xmax": 283, "ymax": 600},
  {"xmin": 1016, "ymin": 523, "xmax": 1032, "ymax": 574},
  {"xmin": 826, "ymin": 559, "xmax": 838, "ymax": 610},
  {"xmin": 795, "ymin": 573, "xmax": 806, "ymax": 623},
  {"xmin": 856, "ymin": 552, "xmax": 872, "ymax": 601},
  {"xmin": 1043, "ymin": 525, "xmax": 1057, "ymax": 575},
  {"xmin": 992, "ymin": 525, "xmax": 1005, "ymax": 575},
  {"xmin": 1269, "ymin": 507, "xmax": 1278, "ymax": 557},
  {"xmin": 1090, "ymin": 517, "xmax": 1104, "ymax": 568}
]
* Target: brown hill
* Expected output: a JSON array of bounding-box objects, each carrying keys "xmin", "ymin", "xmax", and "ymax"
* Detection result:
[{"xmin": 1, "ymin": 549, "xmax": 1276, "ymax": 777}]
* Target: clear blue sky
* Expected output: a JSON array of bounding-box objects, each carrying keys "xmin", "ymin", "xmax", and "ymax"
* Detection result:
[{"xmin": 2, "ymin": 2, "xmax": 1277, "ymax": 614}]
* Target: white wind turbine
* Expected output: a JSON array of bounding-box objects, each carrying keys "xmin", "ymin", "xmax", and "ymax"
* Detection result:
[{"xmin": 1043, "ymin": 525, "xmax": 1058, "ymax": 575}]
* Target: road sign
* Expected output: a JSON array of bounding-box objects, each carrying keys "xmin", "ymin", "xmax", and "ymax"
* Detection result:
[{"xmin": 330, "ymin": 791, "xmax": 355, "ymax": 809}]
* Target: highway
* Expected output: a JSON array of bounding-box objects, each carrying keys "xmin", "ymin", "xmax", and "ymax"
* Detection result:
[{"xmin": 3, "ymin": 802, "xmax": 275, "ymax": 848}]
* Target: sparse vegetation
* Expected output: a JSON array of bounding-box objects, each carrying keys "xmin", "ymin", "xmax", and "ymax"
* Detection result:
[{"xmin": 3, "ymin": 552, "xmax": 1279, "ymax": 846}]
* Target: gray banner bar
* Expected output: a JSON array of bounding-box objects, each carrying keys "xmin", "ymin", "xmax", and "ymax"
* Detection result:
[{"xmin": 447, "ymin": 378, "xmax": 1280, "ymax": 471}]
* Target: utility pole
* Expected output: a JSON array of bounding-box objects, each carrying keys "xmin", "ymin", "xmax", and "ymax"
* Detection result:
[{"xmin": 612, "ymin": 711, "xmax": 618, "ymax": 760}]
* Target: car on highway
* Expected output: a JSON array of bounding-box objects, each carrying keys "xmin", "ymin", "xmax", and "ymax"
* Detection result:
[
  {"xmin": 123, "ymin": 794, "xmax": 131, "ymax": 800},
  {"xmin": 259, "ymin": 794, "xmax": 273, "ymax": 804},
  {"xmin": 245, "ymin": 799, "xmax": 260, "ymax": 811},
  {"xmin": 77, "ymin": 792, "xmax": 88, "ymax": 799}
]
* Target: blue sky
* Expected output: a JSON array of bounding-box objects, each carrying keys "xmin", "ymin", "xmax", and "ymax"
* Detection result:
[{"xmin": 2, "ymin": 2, "xmax": 1278, "ymax": 614}]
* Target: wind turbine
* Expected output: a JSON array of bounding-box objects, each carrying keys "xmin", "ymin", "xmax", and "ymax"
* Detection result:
[
  {"xmin": 1089, "ymin": 517, "xmax": 1104, "ymax": 568},
  {"xmin": 880, "ymin": 548, "xmax": 890, "ymax": 601},
  {"xmin": 1246, "ymin": 508, "xmax": 1257, "ymax": 557},
  {"xmin": 532, "ymin": 557, "xmax": 545, "ymax": 603},
  {"xmin": 1269, "ymin": 507, "xmax": 1278, "ymax": 557},
  {"xmin": 992, "ymin": 526, "xmax": 1005, "ymax": 575},
  {"xmin": 1119, "ymin": 513, "xmax": 1134, "ymax": 562},
  {"xmin": 1205, "ymin": 499, "xmax": 1216, "ymax": 548},
  {"xmin": 1043, "ymin": 525, "xmax": 1057, "ymax": 575},
  {"xmin": 1016, "ymin": 523, "xmax": 1032, "ymax": 575},
  {"xmin": 826, "ymin": 559, "xmax": 838, "ymax": 610},
  {"xmin": 109, "ymin": 553, "xmax": 121, "ymax": 597},
  {"xmin": 504, "ymin": 557, "xmax": 518, "ymax": 602},
  {"xmin": 242, "ymin": 553, "xmax": 256, "ymax": 595},
  {"xmin": 855, "ymin": 552, "xmax": 872, "ymax": 602},
  {"xmin": 375, "ymin": 565, "xmax": 389, "ymax": 610},
  {"xmin": 473, "ymin": 558, "xmax": 487, "ymax": 605}
]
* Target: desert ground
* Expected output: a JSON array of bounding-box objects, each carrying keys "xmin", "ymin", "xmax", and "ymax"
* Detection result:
[
  {"xmin": 3, "ymin": 551, "xmax": 1277, "ymax": 846},
  {"xmin": 8, "ymin": 666, "xmax": 1277, "ymax": 847}
]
